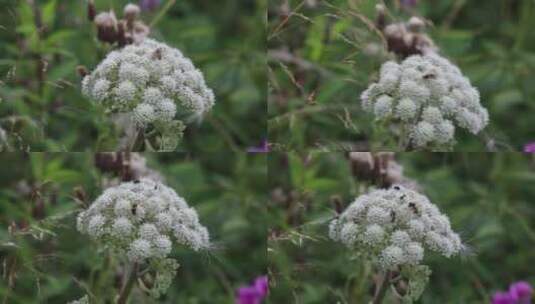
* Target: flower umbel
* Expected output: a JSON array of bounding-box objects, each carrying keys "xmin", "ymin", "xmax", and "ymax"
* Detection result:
[
  {"xmin": 77, "ymin": 178, "xmax": 210, "ymax": 297},
  {"xmin": 330, "ymin": 185, "xmax": 464, "ymax": 267},
  {"xmin": 330, "ymin": 185, "xmax": 464, "ymax": 301},
  {"xmin": 82, "ymin": 39, "xmax": 215, "ymax": 150},
  {"xmin": 361, "ymin": 53, "xmax": 489, "ymax": 149}
]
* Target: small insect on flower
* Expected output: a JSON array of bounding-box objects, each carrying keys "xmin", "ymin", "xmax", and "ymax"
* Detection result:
[
  {"xmin": 81, "ymin": 39, "xmax": 215, "ymax": 150},
  {"xmin": 329, "ymin": 185, "xmax": 465, "ymax": 270},
  {"xmin": 77, "ymin": 178, "xmax": 210, "ymax": 297},
  {"xmin": 360, "ymin": 53, "xmax": 489, "ymax": 149}
]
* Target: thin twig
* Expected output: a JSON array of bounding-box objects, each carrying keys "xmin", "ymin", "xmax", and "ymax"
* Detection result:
[
  {"xmin": 372, "ymin": 271, "xmax": 391, "ymax": 304},
  {"xmin": 268, "ymin": 49, "xmax": 333, "ymax": 78},
  {"xmin": 269, "ymin": 104, "xmax": 360, "ymax": 129},
  {"xmin": 268, "ymin": 1, "xmax": 307, "ymax": 41},
  {"xmin": 205, "ymin": 115, "xmax": 240, "ymax": 152}
]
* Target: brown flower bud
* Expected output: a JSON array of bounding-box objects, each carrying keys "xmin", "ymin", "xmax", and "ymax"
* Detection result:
[
  {"xmin": 87, "ymin": 0, "xmax": 96, "ymax": 21},
  {"xmin": 31, "ymin": 196, "xmax": 46, "ymax": 220},
  {"xmin": 123, "ymin": 4, "xmax": 141, "ymax": 26},
  {"xmin": 349, "ymin": 152, "xmax": 375, "ymax": 179},
  {"xmin": 375, "ymin": 4, "xmax": 386, "ymax": 30},
  {"xmin": 117, "ymin": 21, "xmax": 128, "ymax": 47},
  {"xmin": 330, "ymin": 195, "xmax": 343, "ymax": 215},
  {"xmin": 408, "ymin": 17, "xmax": 425, "ymax": 33},
  {"xmin": 380, "ymin": 13, "xmax": 437, "ymax": 58},
  {"xmin": 95, "ymin": 152, "xmax": 123, "ymax": 172},
  {"xmin": 94, "ymin": 11, "xmax": 118, "ymax": 44},
  {"xmin": 73, "ymin": 186, "xmax": 88, "ymax": 207},
  {"xmin": 76, "ymin": 65, "xmax": 88, "ymax": 78}
]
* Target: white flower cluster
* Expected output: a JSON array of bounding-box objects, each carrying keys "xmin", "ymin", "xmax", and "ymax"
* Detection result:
[
  {"xmin": 82, "ymin": 39, "xmax": 215, "ymax": 127},
  {"xmin": 77, "ymin": 178, "xmax": 210, "ymax": 263},
  {"xmin": 67, "ymin": 295, "xmax": 89, "ymax": 304},
  {"xmin": 361, "ymin": 53, "xmax": 489, "ymax": 148},
  {"xmin": 329, "ymin": 185, "xmax": 463, "ymax": 270}
]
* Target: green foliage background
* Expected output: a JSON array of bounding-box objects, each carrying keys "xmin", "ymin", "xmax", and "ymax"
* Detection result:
[
  {"xmin": 268, "ymin": 152, "xmax": 535, "ymax": 303},
  {"xmin": 268, "ymin": 0, "xmax": 535, "ymax": 151},
  {"xmin": 0, "ymin": 0, "xmax": 266, "ymax": 151},
  {"xmin": 0, "ymin": 153, "xmax": 267, "ymax": 303}
]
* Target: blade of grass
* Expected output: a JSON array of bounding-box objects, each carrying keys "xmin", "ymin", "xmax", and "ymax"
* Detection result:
[{"xmin": 149, "ymin": 0, "xmax": 176, "ymax": 28}]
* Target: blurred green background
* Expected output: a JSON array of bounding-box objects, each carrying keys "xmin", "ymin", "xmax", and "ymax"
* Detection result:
[
  {"xmin": 0, "ymin": 0, "xmax": 266, "ymax": 151},
  {"xmin": 268, "ymin": 152, "xmax": 535, "ymax": 303},
  {"xmin": 268, "ymin": 0, "xmax": 535, "ymax": 151},
  {"xmin": 0, "ymin": 152, "xmax": 267, "ymax": 303}
]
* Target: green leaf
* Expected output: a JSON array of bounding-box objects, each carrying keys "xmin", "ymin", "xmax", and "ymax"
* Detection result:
[
  {"xmin": 17, "ymin": 2, "xmax": 34, "ymax": 30},
  {"xmin": 401, "ymin": 265, "xmax": 432, "ymax": 303},
  {"xmin": 43, "ymin": 0, "xmax": 57, "ymax": 28},
  {"xmin": 305, "ymin": 16, "xmax": 327, "ymax": 62},
  {"xmin": 156, "ymin": 120, "xmax": 186, "ymax": 151},
  {"xmin": 45, "ymin": 30, "xmax": 76, "ymax": 47},
  {"xmin": 492, "ymin": 89, "xmax": 524, "ymax": 111}
]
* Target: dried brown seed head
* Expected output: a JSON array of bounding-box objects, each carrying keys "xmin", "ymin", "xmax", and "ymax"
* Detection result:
[
  {"xmin": 124, "ymin": 4, "xmax": 141, "ymax": 22},
  {"xmin": 94, "ymin": 11, "xmax": 118, "ymax": 44}
]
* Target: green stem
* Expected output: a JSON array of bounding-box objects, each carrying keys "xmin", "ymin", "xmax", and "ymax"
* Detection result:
[
  {"xmin": 149, "ymin": 0, "xmax": 176, "ymax": 28},
  {"xmin": 353, "ymin": 262, "xmax": 370, "ymax": 299},
  {"xmin": 514, "ymin": 0, "xmax": 532, "ymax": 51},
  {"xmin": 372, "ymin": 271, "xmax": 391, "ymax": 304},
  {"xmin": 116, "ymin": 263, "xmax": 138, "ymax": 304},
  {"xmin": 397, "ymin": 123, "xmax": 407, "ymax": 151}
]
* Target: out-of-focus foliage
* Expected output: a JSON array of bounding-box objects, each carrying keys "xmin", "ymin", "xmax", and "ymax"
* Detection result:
[
  {"xmin": 268, "ymin": 152, "xmax": 535, "ymax": 303},
  {"xmin": 268, "ymin": 0, "xmax": 535, "ymax": 151},
  {"xmin": 0, "ymin": 153, "xmax": 267, "ymax": 303},
  {"xmin": 0, "ymin": 0, "xmax": 266, "ymax": 151}
]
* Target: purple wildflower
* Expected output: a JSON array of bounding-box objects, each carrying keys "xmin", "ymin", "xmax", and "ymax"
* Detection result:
[
  {"xmin": 524, "ymin": 143, "xmax": 535, "ymax": 153},
  {"xmin": 139, "ymin": 0, "xmax": 161, "ymax": 11},
  {"xmin": 247, "ymin": 140, "xmax": 270, "ymax": 153},
  {"xmin": 253, "ymin": 276, "xmax": 269, "ymax": 297},
  {"xmin": 509, "ymin": 281, "xmax": 533, "ymax": 302},
  {"xmin": 236, "ymin": 276, "xmax": 268, "ymax": 304},
  {"xmin": 492, "ymin": 292, "xmax": 516, "ymax": 304},
  {"xmin": 492, "ymin": 281, "xmax": 533, "ymax": 304},
  {"xmin": 400, "ymin": 0, "xmax": 418, "ymax": 8}
]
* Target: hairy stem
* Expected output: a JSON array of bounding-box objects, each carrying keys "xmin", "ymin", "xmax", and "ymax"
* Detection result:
[
  {"xmin": 372, "ymin": 271, "xmax": 391, "ymax": 304},
  {"xmin": 116, "ymin": 263, "xmax": 138, "ymax": 304}
]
